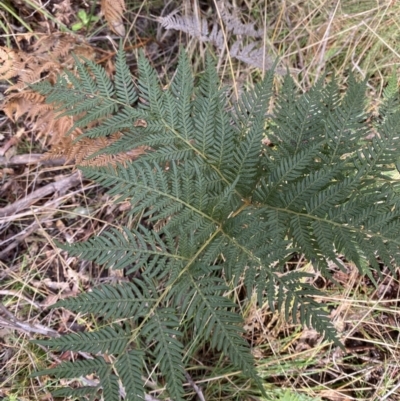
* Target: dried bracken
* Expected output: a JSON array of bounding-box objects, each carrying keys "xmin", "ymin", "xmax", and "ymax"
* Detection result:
[
  {"xmin": 0, "ymin": 47, "xmax": 20, "ymax": 80},
  {"xmin": 101, "ymin": 0, "xmax": 126, "ymax": 37},
  {"xmin": 158, "ymin": 0, "xmax": 282, "ymax": 72},
  {"xmin": 0, "ymin": 33, "xmax": 145, "ymax": 167},
  {"xmin": 0, "ymin": 34, "xmax": 92, "ymax": 143},
  {"xmin": 43, "ymin": 132, "xmax": 148, "ymax": 167}
]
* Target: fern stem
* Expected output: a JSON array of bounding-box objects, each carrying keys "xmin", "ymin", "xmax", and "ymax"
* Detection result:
[{"xmin": 162, "ymin": 119, "xmax": 248, "ymax": 200}]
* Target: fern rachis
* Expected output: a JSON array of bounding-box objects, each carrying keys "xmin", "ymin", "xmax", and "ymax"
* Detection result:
[{"xmin": 30, "ymin": 49, "xmax": 400, "ymax": 400}]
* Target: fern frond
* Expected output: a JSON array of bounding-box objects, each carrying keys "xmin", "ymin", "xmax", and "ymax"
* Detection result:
[
  {"xmin": 269, "ymin": 75, "xmax": 326, "ymax": 156},
  {"xmin": 57, "ymin": 225, "xmax": 183, "ymax": 275},
  {"xmin": 158, "ymin": 11, "xmax": 209, "ymax": 42},
  {"xmin": 277, "ymin": 275, "xmax": 340, "ymax": 347},
  {"xmin": 142, "ymin": 308, "xmax": 186, "ymax": 401},
  {"xmin": 114, "ymin": 47, "xmax": 137, "ymax": 105},
  {"xmin": 158, "ymin": 5, "xmax": 279, "ymax": 72},
  {"xmin": 137, "ymin": 50, "xmax": 164, "ymax": 115},
  {"xmin": 378, "ymin": 71, "xmax": 400, "ymax": 121},
  {"xmin": 324, "ymin": 74, "xmax": 368, "ymax": 162},
  {"xmin": 177, "ymin": 271, "xmax": 259, "ymax": 381},
  {"xmin": 99, "ymin": 371, "xmax": 120, "ymax": 401},
  {"xmin": 31, "ymin": 48, "xmax": 146, "ymax": 144},
  {"xmin": 115, "ymin": 350, "xmax": 145, "ymax": 401},
  {"xmin": 219, "ymin": 1, "xmax": 264, "ymax": 37},
  {"xmin": 52, "ymin": 280, "xmax": 155, "ymax": 320},
  {"xmin": 34, "ymin": 324, "xmax": 130, "ymax": 354},
  {"xmin": 101, "ymin": 0, "xmax": 126, "ymax": 36},
  {"xmin": 31, "ymin": 357, "xmax": 108, "ymax": 379},
  {"xmin": 357, "ymin": 111, "xmax": 400, "ymax": 173},
  {"xmin": 30, "ymin": 47, "xmax": 400, "ymax": 400},
  {"xmin": 0, "ymin": 47, "xmax": 19, "ymax": 80},
  {"xmin": 52, "ymin": 386, "xmax": 100, "ymax": 398},
  {"xmin": 171, "ymin": 50, "xmax": 195, "ymax": 142},
  {"xmin": 230, "ymin": 41, "xmax": 277, "ymax": 70}
]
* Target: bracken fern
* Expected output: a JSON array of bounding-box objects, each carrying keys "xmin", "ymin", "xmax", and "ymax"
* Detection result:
[{"xmin": 31, "ymin": 49, "xmax": 400, "ymax": 400}]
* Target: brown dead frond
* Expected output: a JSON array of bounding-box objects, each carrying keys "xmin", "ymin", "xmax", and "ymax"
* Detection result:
[
  {"xmin": 3, "ymin": 91, "xmax": 77, "ymax": 143},
  {"xmin": 0, "ymin": 47, "xmax": 28, "ymax": 81},
  {"xmin": 1, "ymin": 34, "xmax": 91, "ymax": 144},
  {"xmin": 158, "ymin": 0, "xmax": 282, "ymax": 73},
  {"xmin": 0, "ymin": 47, "xmax": 16, "ymax": 80},
  {"xmin": 52, "ymin": 0, "xmax": 75, "ymax": 25},
  {"xmin": 43, "ymin": 132, "xmax": 148, "ymax": 167},
  {"xmin": 101, "ymin": 0, "xmax": 126, "ymax": 37},
  {"xmin": 33, "ymin": 33, "xmax": 85, "ymax": 61},
  {"xmin": 1, "ymin": 33, "xmax": 146, "ymax": 168},
  {"xmin": 1, "ymin": 33, "xmax": 95, "ymax": 91}
]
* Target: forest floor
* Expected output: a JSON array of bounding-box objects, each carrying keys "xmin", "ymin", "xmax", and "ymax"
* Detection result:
[{"xmin": 1, "ymin": 1, "xmax": 400, "ymax": 400}]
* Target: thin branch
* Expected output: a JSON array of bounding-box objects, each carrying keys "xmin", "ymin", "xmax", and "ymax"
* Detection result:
[
  {"xmin": 0, "ymin": 303, "xmax": 58, "ymax": 337},
  {"xmin": 185, "ymin": 372, "xmax": 206, "ymax": 401},
  {"xmin": 0, "ymin": 170, "xmax": 82, "ymax": 218},
  {"xmin": 0, "ymin": 153, "xmax": 67, "ymax": 166},
  {"xmin": 0, "ymin": 290, "xmax": 42, "ymax": 309}
]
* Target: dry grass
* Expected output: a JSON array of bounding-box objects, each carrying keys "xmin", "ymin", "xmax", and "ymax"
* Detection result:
[
  {"xmin": 241, "ymin": 265, "xmax": 400, "ymax": 400},
  {"xmin": 1, "ymin": 0, "xmax": 400, "ymax": 400},
  {"xmin": 270, "ymin": 0, "xmax": 400, "ymax": 80}
]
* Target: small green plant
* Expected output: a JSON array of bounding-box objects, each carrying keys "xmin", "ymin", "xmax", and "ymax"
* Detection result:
[
  {"xmin": 71, "ymin": 9, "xmax": 99, "ymax": 32},
  {"xmin": 30, "ymin": 48, "xmax": 400, "ymax": 400}
]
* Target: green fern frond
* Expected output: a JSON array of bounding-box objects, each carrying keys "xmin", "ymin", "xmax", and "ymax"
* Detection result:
[
  {"xmin": 114, "ymin": 48, "xmax": 138, "ymax": 105},
  {"xmin": 171, "ymin": 50, "xmax": 195, "ymax": 142},
  {"xmin": 180, "ymin": 271, "xmax": 260, "ymax": 380},
  {"xmin": 31, "ymin": 357, "xmax": 108, "ymax": 379},
  {"xmin": 142, "ymin": 308, "xmax": 186, "ymax": 401},
  {"xmin": 324, "ymin": 74, "xmax": 368, "ymax": 162},
  {"xmin": 232, "ymin": 68, "xmax": 275, "ymax": 195},
  {"xmin": 379, "ymin": 71, "xmax": 400, "ymax": 121},
  {"xmin": 31, "ymin": 47, "xmax": 400, "ymax": 400},
  {"xmin": 137, "ymin": 50, "xmax": 164, "ymax": 115},
  {"xmin": 99, "ymin": 371, "xmax": 120, "ymax": 401},
  {"xmin": 52, "ymin": 280, "xmax": 155, "ymax": 320},
  {"xmin": 56, "ymin": 225, "xmax": 183, "ymax": 274},
  {"xmin": 33, "ymin": 324, "xmax": 130, "ymax": 354},
  {"xmin": 52, "ymin": 386, "xmax": 100, "ymax": 399},
  {"xmin": 115, "ymin": 350, "xmax": 145, "ymax": 401}
]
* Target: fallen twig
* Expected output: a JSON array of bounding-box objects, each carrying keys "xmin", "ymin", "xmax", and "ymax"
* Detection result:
[
  {"xmin": 0, "ymin": 153, "xmax": 66, "ymax": 166},
  {"xmin": 0, "ymin": 303, "xmax": 58, "ymax": 337},
  {"xmin": 0, "ymin": 171, "xmax": 82, "ymax": 218},
  {"xmin": 185, "ymin": 372, "xmax": 206, "ymax": 401},
  {"xmin": 0, "ymin": 289, "xmax": 42, "ymax": 309}
]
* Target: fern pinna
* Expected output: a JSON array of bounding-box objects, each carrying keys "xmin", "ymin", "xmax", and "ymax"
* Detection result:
[{"xmin": 31, "ymin": 48, "xmax": 400, "ymax": 400}]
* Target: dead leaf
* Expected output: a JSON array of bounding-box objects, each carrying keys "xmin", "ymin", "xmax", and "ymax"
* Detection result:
[{"xmin": 101, "ymin": 0, "xmax": 126, "ymax": 36}]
